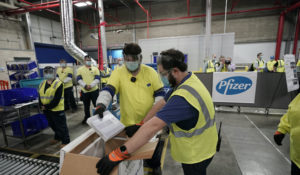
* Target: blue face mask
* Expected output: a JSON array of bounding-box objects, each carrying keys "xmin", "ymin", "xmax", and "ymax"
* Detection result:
[
  {"xmin": 60, "ymin": 63, "xmax": 66, "ymax": 67},
  {"xmin": 86, "ymin": 61, "xmax": 91, "ymax": 66},
  {"xmin": 119, "ymin": 61, "xmax": 123, "ymax": 65},
  {"xmin": 125, "ymin": 61, "xmax": 139, "ymax": 72},
  {"xmin": 160, "ymin": 75, "xmax": 170, "ymax": 87},
  {"xmin": 44, "ymin": 73, "xmax": 54, "ymax": 80}
]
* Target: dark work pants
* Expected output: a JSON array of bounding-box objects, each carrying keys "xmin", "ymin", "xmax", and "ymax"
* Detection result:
[
  {"xmin": 292, "ymin": 161, "xmax": 300, "ymax": 175},
  {"xmin": 64, "ymin": 87, "xmax": 77, "ymax": 110},
  {"xmin": 82, "ymin": 89, "xmax": 99, "ymax": 119},
  {"xmin": 44, "ymin": 110, "xmax": 70, "ymax": 144},
  {"xmin": 181, "ymin": 157, "xmax": 213, "ymax": 175}
]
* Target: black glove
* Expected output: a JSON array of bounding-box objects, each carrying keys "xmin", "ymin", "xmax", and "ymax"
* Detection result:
[
  {"xmin": 96, "ymin": 146, "xmax": 129, "ymax": 175},
  {"xmin": 96, "ymin": 155, "xmax": 120, "ymax": 175},
  {"xmin": 274, "ymin": 131, "xmax": 285, "ymax": 146},
  {"xmin": 94, "ymin": 103, "xmax": 106, "ymax": 118},
  {"xmin": 125, "ymin": 124, "xmax": 141, "ymax": 137}
]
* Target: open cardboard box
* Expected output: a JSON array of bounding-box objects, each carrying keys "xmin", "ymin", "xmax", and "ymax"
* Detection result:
[{"xmin": 60, "ymin": 128, "xmax": 158, "ymax": 175}]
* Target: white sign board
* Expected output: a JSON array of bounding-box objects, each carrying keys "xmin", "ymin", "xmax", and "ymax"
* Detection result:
[
  {"xmin": 284, "ymin": 54, "xmax": 299, "ymax": 92},
  {"xmin": 212, "ymin": 72, "xmax": 257, "ymax": 103}
]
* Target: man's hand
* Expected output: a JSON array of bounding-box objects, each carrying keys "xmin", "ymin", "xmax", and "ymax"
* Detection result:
[
  {"xmin": 274, "ymin": 131, "xmax": 285, "ymax": 146},
  {"xmin": 94, "ymin": 103, "xmax": 106, "ymax": 118},
  {"xmin": 85, "ymin": 85, "xmax": 92, "ymax": 90},
  {"xmin": 96, "ymin": 146, "xmax": 129, "ymax": 175},
  {"xmin": 41, "ymin": 105, "xmax": 46, "ymax": 110},
  {"xmin": 125, "ymin": 121, "xmax": 144, "ymax": 137}
]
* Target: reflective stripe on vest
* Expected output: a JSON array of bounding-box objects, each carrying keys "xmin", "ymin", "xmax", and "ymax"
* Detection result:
[{"xmin": 169, "ymin": 85, "xmax": 215, "ymax": 138}]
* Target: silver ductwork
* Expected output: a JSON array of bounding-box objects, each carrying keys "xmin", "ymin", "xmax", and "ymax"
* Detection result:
[
  {"xmin": 60, "ymin": 0, "xmax": 87, "ymax": 64},
  {"xmin": 98, "ymin": 0, "xmax": 107, "ymax": 64}
]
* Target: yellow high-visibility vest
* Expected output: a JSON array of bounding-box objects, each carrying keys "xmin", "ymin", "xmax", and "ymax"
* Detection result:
[
  {"xmin": 168, "ymin": 73, "xmax": 218, "ymax": 164},
  {"xmin": 39, "ymin": 79, "xmax": 64, "ymax": 111}
]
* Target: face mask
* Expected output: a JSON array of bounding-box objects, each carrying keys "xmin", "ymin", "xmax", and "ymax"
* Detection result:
[
  {"xmin": 160, "ymin": 75, "xmax": 170, "ymax": 87},
  {"xmin": 60, "ymin": 63, "xmax": 66, "ymax": 67},
  {"xmin": 119, "ymin": 61, "xmax": 123, "ymax": 65},
  {"xmin": 125, "ymin": 61, "xmax": 139, "ymax": 72},
  {"xmin": 86, "ymin": 61, "xmax": 91, "ymax": 66},
  {"xmin": 225, "ymin": 60, "xmax": 231, "ymax": 65},
  {"xmin": 44, "ymin": 73, "xmax": 54, "ymax": 80}
]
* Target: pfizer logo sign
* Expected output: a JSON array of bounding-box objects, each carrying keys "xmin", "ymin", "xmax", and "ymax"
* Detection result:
[{"xmin": 216, "ymin": 76, "xmax": 252, "ymax": 95}]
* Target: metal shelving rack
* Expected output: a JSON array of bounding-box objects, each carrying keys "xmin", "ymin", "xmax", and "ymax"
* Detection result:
[{"xmin": 6, "ymin": 60, "xmax": 40, "ymax": 89}]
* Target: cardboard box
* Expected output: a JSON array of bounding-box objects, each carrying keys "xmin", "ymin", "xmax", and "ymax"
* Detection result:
[{"xmin": 60, "ymin": 129, "xmax": 158, "ymax": 175}]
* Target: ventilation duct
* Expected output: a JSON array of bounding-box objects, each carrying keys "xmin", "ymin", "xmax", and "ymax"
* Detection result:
[{"xmin": 60, "ymin": 0, "xmax": 87, "ymax": 64}]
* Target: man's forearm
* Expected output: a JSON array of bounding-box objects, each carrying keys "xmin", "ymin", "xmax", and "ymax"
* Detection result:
[
  {"xmin": 124, "ymin": 117, "xmax": 166, "ymax": 154},
  {"xmin": 143, "ymin": 99, "xmax": 166, "ymax": 123}
]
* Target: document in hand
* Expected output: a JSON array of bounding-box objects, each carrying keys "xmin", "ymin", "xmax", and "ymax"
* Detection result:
[{"xmin": 87, "ymin": 111, "xmax": 125, "ymax": 142}]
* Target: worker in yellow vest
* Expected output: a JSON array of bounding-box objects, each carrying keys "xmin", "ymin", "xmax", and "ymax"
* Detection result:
[
  {"xmin": 253, "ymin": 52, "xmax": 265, "ymax": 72},
  {"xmin": 267, "ymin": 56, "xmax": 277, "ymax": 72},
  {"xmin": 203, "ymin": 54, "xmax": 218, "ymax": 73},
  {"xmin": 39, "ymin": 66, "xmax": 70, "ymax": 148},
  {"xmin": 216, "ymin": 57, "xmax": 236, "ymax": 72},
  {"xmin": 115, "ymin": 58, "xmax": 123, "ymax": 70},
  {"xmin": 94, "ymin": 43, "xmax": 165, "ymax": 173},
  {"xmin": 276, "ymin": 59, "xmax": 285, "ymax": 72},
  {"xmin": 274, "ymin": 93, "xmax": 300, "ymax": 174},
  {"xmin": 77, "ymin": 55, "xmax": 100, "ymax": 124},
  {"xmin": 95, "ymin": 49, "xmax": 218, "ymax": 175},
  {"xmin": 56, "ymin": 59, "xmax": 77, "ymax": 112},
  {"xmin": 297, "ymin": 60, "xmax": 300, "ymax": 72},
  {"xmin": 100, "ymin": 63, "xmax": 112, "ymax": 88}
]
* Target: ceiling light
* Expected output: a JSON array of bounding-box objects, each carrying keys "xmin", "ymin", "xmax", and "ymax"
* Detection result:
[{"xmin": 74, "ymin": 2, "xmax": 87, "ymax": 7}]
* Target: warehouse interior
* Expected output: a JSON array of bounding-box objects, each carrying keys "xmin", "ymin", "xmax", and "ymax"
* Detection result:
[{"xmin": 0, "ymin": 0, "xmax": 300, "ymax": 175}]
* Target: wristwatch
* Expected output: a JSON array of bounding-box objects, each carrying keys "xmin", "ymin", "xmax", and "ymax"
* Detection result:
[{"xmin": 120, "ymin": 145, "xmax": 127, "ymax": 153}]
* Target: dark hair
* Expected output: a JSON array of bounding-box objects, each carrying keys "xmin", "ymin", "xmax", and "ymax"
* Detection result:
[
  {"xmin": 158, "ymin": 49, "xmax": 187, "ymax": 72},
  {"xmin": 84, "ymin": 55, "xmax": 91, "ymax": 60},
  {"xmin": 123, "ymin": 43, "xmax": 142, "ymax": 55},
  {"xmin": 60, "ymin": 59, "xmax": 66, "ymax": 63},
  {"xmin": 257, "ymin": 52, "xmax": 262, "ymax": 57}
]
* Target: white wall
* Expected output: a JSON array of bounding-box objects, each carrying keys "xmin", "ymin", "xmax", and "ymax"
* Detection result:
[
  {"xmin": 30, "ymin": 15, "xmax": 62, "ymax": 45},
  {"xmin": 139, "ymin": 33, "xmax": 235, "ymax": 71},
  {"xmin": 233, "ymin": 41, "xmax": 300, "ymax": 64}
]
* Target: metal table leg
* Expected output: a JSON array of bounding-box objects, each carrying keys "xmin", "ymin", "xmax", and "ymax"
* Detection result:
[
  {"xmin": 1, "ymin": 118, "xmax": 8, "ymax": 147},
  {"xmin": 17, "ymin": 108, "xmax": 27, "ymax": 147}
]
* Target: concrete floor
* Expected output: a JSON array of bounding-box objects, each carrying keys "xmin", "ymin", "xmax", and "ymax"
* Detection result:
[{"xmin": 0, "ymin": 105, "xmax": 291, "ymax": 175}]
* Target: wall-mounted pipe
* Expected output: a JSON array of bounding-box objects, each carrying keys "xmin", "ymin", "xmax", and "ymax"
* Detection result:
[
  {"xmin": 98, "ymin": 6, "xmax": 284, "ymax": 28},
  {"xmin": 98, "ymin": 0, "xmax": 107, "ymax": 70},
  {"xmin": 293, "ymin": 10, "xmax": 300, "ymax": 55},
  {"xmin": 60, "ymin": 0, "xmax": 87, "ymax": 64},
  {"xmin": 23, "ymin": 12, "xmax": 34, "ymax": 50},
  {"xmin": 275, "ymin": 13, "xmax": 285, "ymax": 60},
  {"xmin": 274, "ymin": 1, "xmax": 300, "ymax": 60},
  {"xmin": 134, "ymin": 0, "xmax": 149, "ymax": 38}
]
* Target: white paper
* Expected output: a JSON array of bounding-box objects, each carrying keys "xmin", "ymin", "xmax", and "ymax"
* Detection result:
[
  {"xmin": 284, "ymin": 54, "xmax": 299, "ymax": 92},
  {"xmin": 87, "ymin": 111, "xmax": 125, "ymax": 142}
]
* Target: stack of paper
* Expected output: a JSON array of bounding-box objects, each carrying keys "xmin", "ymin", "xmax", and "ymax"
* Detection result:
[{"xmin": 87, "ymin": 111, "xmax": 125, "ymax": 142}]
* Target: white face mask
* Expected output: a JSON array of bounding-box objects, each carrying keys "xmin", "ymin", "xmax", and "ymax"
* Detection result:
[
  {"xmin": 60, "ymin": 63, "xmax": 66, "ymax": 67},
  {"xmin": 85, "ymin": 61, "xmax": 91, "ymax": 66}
]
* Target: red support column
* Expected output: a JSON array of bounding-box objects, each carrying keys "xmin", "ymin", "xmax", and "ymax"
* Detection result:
[
  {"xmin": 275, "ymin": 13, "xmax": 285, "ymax": 60},
  {"xmin": 187, "ymin": 0, "xmax": 190, "ymax": 16},
  {"xmin": 293, "ymin": 11, "xmax": 300, "ymax": 55}
]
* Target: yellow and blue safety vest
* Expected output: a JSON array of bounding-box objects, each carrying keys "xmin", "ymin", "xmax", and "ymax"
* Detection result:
[
  {"xmin": 39, "ymin": 79, "xmax": 64, "ymax": 111},
  {"xmin": 168, "ymin": 73, "xmax": 218, "ymax": 164}
]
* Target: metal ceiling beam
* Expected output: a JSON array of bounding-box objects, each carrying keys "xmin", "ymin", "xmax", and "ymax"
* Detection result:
[{"xmin": 101, "ymin": 6, "xmax": 284, "ymax": 28}]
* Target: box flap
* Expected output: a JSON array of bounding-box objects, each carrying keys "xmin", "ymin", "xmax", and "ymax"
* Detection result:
[{"xmin": 60, "ymin": 153, "xmax": 118, "ymax": 175}]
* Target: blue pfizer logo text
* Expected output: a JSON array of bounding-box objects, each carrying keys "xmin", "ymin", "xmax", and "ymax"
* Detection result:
[{"xmin": 216, "ymin": 76, "xmax": 252, "ymax": 95}]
